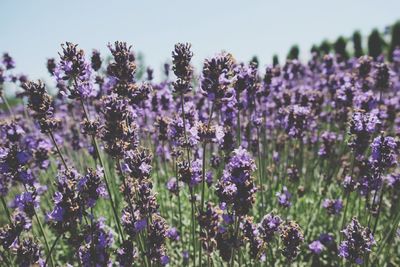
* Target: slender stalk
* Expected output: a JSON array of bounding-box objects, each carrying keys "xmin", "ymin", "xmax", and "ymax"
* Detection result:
[
  {"xmin": 44, "ymin": 233, "xmax": 62, "ymax": 267},
  {"xmin": 1, "ymin": 94, "xmax": 15, "ymax": 119},
  {"xmin": 372, "ymin": 189, "xmax": 384, "ymax": 234},
  {"xmin": 78, "ymin": 98, "xmax": 124, "ymax": 242},
  {"xmin": 93, "ymin": 137, "xmax": 124, "ymax": 242},
  {"xmin": 199, "ymin": 102, "xmax": 215, "ymax": 267},
  {"xmin": 341, "ymin": 156, "xmax": 355, "ymax": 233},
  {"xmin": 179, "ymin": 93, "xmax": 198, "ymax": 266},
  {"xmin": 0, "ymin": 196, "xmax": 11, "ymax": 223},
  {"xmin": 200, "ymin": 102, "xmax": 215, "ymax": 212},
  {"xmin": 371, "ymin": 211, "xmax": 400, "ymax": 265},
  {"xmin": 23, "ymin": 185, "xmax": 54, "ymax": 267},
  {"xmin": 230, "ymin": 215, "xmax": 241, "ymax": 267},
  {"xmin": 48, "ymin": 131, "xmax": 69, "ymax": 171},
  {"xmin": 256, "ymin": 127, "xmax": 264, "ymax": 211}
]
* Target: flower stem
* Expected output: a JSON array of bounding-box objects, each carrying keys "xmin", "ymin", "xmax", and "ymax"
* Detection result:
[
  {"xmin": 44, "ymin": 233, "xmax": 62, "ymax": 267},
  {"xmin": 0, "ymin": 196, "xmax": 11, "ymax": 223},
  {"xmin": 23, "ymin": 185, "xmax": 54, "ymax": 267}
]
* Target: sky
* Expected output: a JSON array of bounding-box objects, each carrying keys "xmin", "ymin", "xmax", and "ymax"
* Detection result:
[{"xmin": 1, "ymin": 0, "xmax": 400, "ymax": 81}]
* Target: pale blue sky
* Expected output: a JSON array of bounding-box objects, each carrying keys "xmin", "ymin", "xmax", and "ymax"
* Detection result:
[{"xmin": 1, "ymin": 0, "xmax": 399, "ymax": 81}]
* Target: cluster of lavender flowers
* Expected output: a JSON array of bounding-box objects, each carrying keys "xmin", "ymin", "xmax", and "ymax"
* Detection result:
[{"xmin": 0, "ymin": 40, "xmax": 400, "ymax": 266}]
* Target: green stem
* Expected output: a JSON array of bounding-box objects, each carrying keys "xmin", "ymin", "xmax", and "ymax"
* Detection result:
[
  {"xmin": 78, "ymin": 98, "xmax": 124, "ymax": 242},
  {"xmin": 1, "ymin": 95, "xmax": 15, "ymax": 119},
  {"xmin": 93, "ymin": 137, "xmax": 124, "ymax": 242},
  {"xmin": 44, "ymin": 233, "xmax": 62, "ymax": 267},
  {"xmin": 0, "ymin": 196, "xmax": 11, "ymax": 223},
  {"xmin": 48, "ymin": 131, "xmax": 69, "ymax": 171},
  {"xmin": 23, "ymin": 185, "xmax": 54, "ymax": 267}
]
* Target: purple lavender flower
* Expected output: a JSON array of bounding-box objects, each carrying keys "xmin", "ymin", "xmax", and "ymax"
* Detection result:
[
  {"xmin": 166, "ymin": 177, "xmax": 181, "ymax": 196},
  {"xmin": 166, "ymin": 227, "xmax": 180, "ymax": 241},
  {"xmin": 46, "ymin": 169, "xmax": 84, "ymax": 234},
  {"xmin": 172, "ymin": 43, "xmax": 193, "ymax": 94},
  {"xmin": 12, "ymin": 238, "xmax": 43, "ymax": 267},
  {"xmin": 12, "ymin": 191, "xmax": 39, "ymax": 218},
  {"xmin": 322, "ymin": 198, "xmax": 343, "ymax": 215},
  {"xmin": 148, "ymin": 214, "xmax": 169, "ymax": 266},
  {"xmin": 201, "ymin": 52, "xmax": 234, "ymax": 102},
  {"xmin": 318, "ymin": 131, "xmax": 338, "ymax": 158},
  {"xmin": 242, "ymin": 216, "xmax": 263, "ymax": 260},
  {"xmin": 197, "ymin": 202, "xmax": 220, "ymax": 254},
  {"xmin": 349, "ymin": 110, "xmax": 380, "ymax": 157},
  {"xmin": 2, "ymin": 53, "xmax": 15, "ymax": 70},
  {"xmin": 280, "ymin": 221, "xmax": 304, "ymax": 262},
  {"xmin": 339, "ymin": 218, "xmax": 375, "ymax": 265},
  {"xmin": 122, "ymin": 148, "xmax": 153, "ymax": 180},
  {"xmin": 91, "ymin": 49, "xmax": 102, "ymax": 71},
  {"xmin": 216, "ymin": 147, "xmax": 257, "ymax": 215},
  {"xmin": 370, "ymin": 135, "xmax": 398, "ymax": 170},
  {"xmin": 116, "ymin": 240, "xmax": 138, "ymax": 267},
  {"xmin": 78, "ymin": 217, "xmax": 113, "ymax": 267},
  {"xmin": 258, "ymin": 213, "xmax": 282, "ymax": 242},
  {"xmin": 276, "ymin": 186, "xmax": 292, "ymax": 208},
  {"xmin": 177, "ymin": 158, "xmax": 203, "ymax": 188},
  {"xmin": 55, "ymin": 42, "xmax": 94, "ymax": 99},
  {"xmin": 78, "ymin": 167, "xmax": 107, "ymax": 208},
  {"xmin": 0, "ymin": 211, "xmax": 31, "ymax": 249},
  {"xmin": 308, "ymin": 240, "xmax": 324, "ymax": 255}
]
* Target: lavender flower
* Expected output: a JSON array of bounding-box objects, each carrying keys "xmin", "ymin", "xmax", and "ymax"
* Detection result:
[
  {"xmin": 339, "ymin": 218, "xmax": 375, "ymax": 265},
  {"xmin": 46, "ymin": 169, "xmax": 84, "ymax": 234},
  {"xmin": 116, "ymin": 240, "xmax": 138, "ymax": 267},
  {"xmin": 283, "ymin": 105, "xmax": 311, "ymax": 139},
  {"xmin": 172, "ymin": 43, "xmax": 193, "ymax": 94},
  {"xmin": 22, "ymin": 80, "xmax": 60, "ymax": 132},
  {"xmin": 242, "ymin": 216, "xmax": 263, "ymax": 260},
  {"xmin": 78, "ymin": 217, "xmax": 113, "ymax": 267},
  {"xmin": 197, "ymin": 202, "xmax": 220, "ymax": 254},
  {"xmin": 280, "ymin": 221, "xmax": 304, "ymax": 262},
  {"xmin": 12, "ymin": 191, "xmax": 39, "ymax": 218},
  {"xmin": 348, "ymin": 110, "xmax": 380, "ymax": 157},
  {"xmin": 308, "ymin": 240, "xmax": 324, "ymax": 255},
  {"xmin": 370, "ymin": 135, "xmax": 398, "ymax": 171},
  {"xmin": 201, "ymin": 52, "xmax": 234, "ymax": 102},
  {"xmin": 216, "ymin": 147, "xmax": 257, "ymax": 215},
  {"xmin": 78, "ymin": 167, "xmax": 107, "ymax": 208},
  {"xmin": 91, "ymin": 49, "xmax": 102, "ymax": 71},
  {"xmin": 276, "ymin": 186, "xmax": 292, "ymax": 208},
  {"xmin": 12, "ymin": 238, "xmax": 43, "ymax": 267},
  {"xmin": 55, "ymin": 42, "xmax": 94, "ymax": 99},
  {"xmin": 148, "ymin": 214, "xmax": 169, "ymax": 266},
  {"xmin": 258, "ymin": 213, "xmax": 282, "ymax": 243},
  {"xmin": 2, "ymin": 53, "xmax": 15, "ymax": 69},
  {"xmin": 322, "ymin": 198, "xmax": 343, "ymax": 215}
]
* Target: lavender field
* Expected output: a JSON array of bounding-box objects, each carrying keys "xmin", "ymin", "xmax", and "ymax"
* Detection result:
[{"xmin": 0, "ymin": 24, "xmax": 400, "ymax": 267}]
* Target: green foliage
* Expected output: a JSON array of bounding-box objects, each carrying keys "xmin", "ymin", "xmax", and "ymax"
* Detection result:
[
  {"xmin": 334, "ymin": 36, "xmax": 349, "ymax": 60},
  {"xmin": 319, "ymin": 40, "xmax": 331, "ymax": 55},
  {"xmin": 368, "ymin": 29, "xmax": 385, "ymax": 59},
  {"xmin": 287, "ymin": 45, "xmax": 300, "ymax": 60},
  {"xmin": 389, "ymin": 21, "xmax": 400, "ymax": 61},
  {"xmin": 272, "ymin": 54, "xmax": 279, "ymax": 66},
  {"xmin": 352, "ymin": 31, "xmax": 363, "ymax": 58}
]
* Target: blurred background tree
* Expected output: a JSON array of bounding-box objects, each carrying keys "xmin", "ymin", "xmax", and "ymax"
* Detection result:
[
  {"xmin": 368, "ymin": 29, "xmax": 385, "ymax": 59},
  {"xmin": 287, "ymin": 45, "xmax": 300, "ymax": 60},
  {"xmin": 334, "ymin": 36, "xmax": 349, "ymax": 60},
  {"xmin": 389, "ymin": 21, "xmax": 400, "ymax": 61},
  {"xmin": 319, "ymin": 40, "xmax": 332, "ymax": 55},
  {"xmin": 272, "ymin": 54, "xmax": 279, "ymax": 66},
  {"xmin": 352, "ymin": 31, "xmax": 364, "ymax": 58}
]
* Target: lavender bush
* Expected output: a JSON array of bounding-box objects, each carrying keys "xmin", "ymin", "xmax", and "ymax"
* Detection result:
[{"xmin": 0, "ymin": 40, "xmax": 400, "ymax": 267}]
